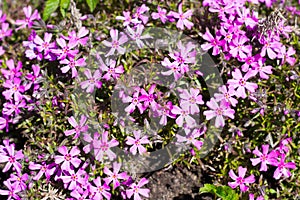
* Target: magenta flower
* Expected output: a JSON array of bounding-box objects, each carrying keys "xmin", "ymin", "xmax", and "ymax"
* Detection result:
[
  {"xmin": 60, "ymin": 57, "xmax": 86, "ymax": 78},
  {"xmin": 123, "ymin": 90, "xmax": 145, "ymax": 114},
  {"xmin": 102, "ymin": 29, "xmax": 128, "ymax": 57},
  {"xmin": 133, "ymin": 4, "xmax": 149, "ymax": 24},
  {"xmin": 24, "ymin": 42, "xmax": 43, "ymax": 61},
  {"xmin": 28, "ymin": 161, "xmax": 56, "ymax": 180},
  {"xmin": 25, "ymin": 64, "xmax": 41, "ymax": 91},
  {"xmin": 100, "ymin": 59, "xmax": 124, "ymax": 81},
  {"xmin": 156, "ymin": 101, "xmax": 176, "ymax": 126},
  {"xmin": 0, "ymin": 180, "xmax": 22, "ymax": 200},
  {"xmin": 169, "ymin": 41, "xmax": 196, "ymax": 67},
  {"xmin": 116, "ymin": 11, "xmax": 140, "ymax": 27},
  {"xmin": 227, "ymin": 69, "xmax": 258, "ymax": 99},
  {"xmin": 161, "ymin": 57, "xmax": 182, "ymax": 81},
  {"xmin": 0, "ymin": 141, "xmax": 24, "ymax": 173},
  {"xmin": 201, "ymin": 28, "xmax": 224, "ymax": 56},
  {"xmin": 214, "ymin": 85, "xmax": 238, "ymax": 107},
  {"xmin": 176, "ymin": 128, "xmax": 203, "ymax": 150},
  {"xmin": 151, "ymin": 6, "xmax": 168, "ymax": 23},
  {"xmin": 0, "ymin": 23, "xmax": 12, "ymax": 40},
  {"xmin": 80, "ymin": 69, "xmax": 102, "ymax": 93},
  {"xmin": 229, "ymin": 35, "xmax": 252, "ymax": 59},
  {"xmin": 249, "ymin": 60, "xmax": 273, "ymax": 80},
  {"xmin": 138, "ymin": 84, "xmax": 158, "ymax": 110},
  {"xmin": 273, "ymin": 154, "xmax": 296, "ymax": 180},
  {"xmin": 51, "ymin": 38, "xmax": 78, "ymax": 60},
  {"xmin": 89, "ymin": 177, "xmax": 111, "ymax": 200},
  {"xmin": 203, "ymin": 98, "xmax": 235, "ymax": 128},
  {"xmin": 15, "ymin": 6, "xmax": 40, "ymax": 30},
  {"xmin": 60, "ymin": 168, "xmax": 87, "ymax": 191},
  {"xmin": 0, "ymin": 10, "xmax": 6, "ymax": 23},
  {"xmin": 93, "ymin": 131, "xmax": 119, "ymax": 161},
  {"xmin": 126, "ymin": 24, "xmax": 151, "ymax": 48},
  {"xmin": 250, "ymin": 144, "xmax": 278, "ymax": 171},
  {"xmin": 9, "ymin": 173, "xmax": 29, "ymax": 191},
  {"xmin": 169, "ymin": 3, "xmax": 194, "ymax": 30},
  {"xmin": 34, "ymin": 32, "xmax": 56, "ymax": 58},
  {"xmin": 126, "ymin": 178, "xmax": 150, "ymax": 200},
  {"xmin": 54, "ymin": 146, "xmax": 82, "ymax": 171},
  {"xmin": 179, "ymin": 88, "xmax": 204, "ymax": 114},
  {"xmin": 277, "ymin": 46, "xmax": 296, "ymax": 66},
  {"xmin": 1, "ymin": 59, "xmax": 22, "ymax": 79},
  {"xmin": 260, "ymin": 38, "xmax": 282, "ymax": 60},
  {"xmin": 228, "ymin": 166, "xmax": 255, "ymax": 192},
  {"xmin": 103, "ymin": 162, "xmax": 129, "ymax": 189},
  {"xmin": 236, "ymin": 7, "xmax": 257, "ymax": 28},
  {"xmin": 64, "ymin": 115, "xmax": 88, "ymax": 139},
  {"xmin": 2, "ymin": 100, "xmax": 26, "ymax": 116},
  {"xmin": 171, "ymin": 105, "xmax": 196, "ymax": 127},
  {"xmin": 62, "ymin": 27, "xmax": 89, "ymax": 46},
  {"xmin": 0, "ymin": 116, "xmax": 10, "ymax": 132},
  {"xmin": 126, "ymin": 130, "xmax": 150, "ymax": 155}
]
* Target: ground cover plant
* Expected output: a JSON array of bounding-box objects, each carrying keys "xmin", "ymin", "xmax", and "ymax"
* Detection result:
[{"xmin": 0, "ymin": 0, "xmax": 299, "ymax": 199}]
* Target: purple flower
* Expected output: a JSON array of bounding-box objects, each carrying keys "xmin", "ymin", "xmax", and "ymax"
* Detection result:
[
  {"xmin": 250, "ymin": 144, "xmax": 278, "ymax": 171},
  {"xmin": 179, "ymin": 88, "xmax": 204, "ymax": 114},
  {"xmin": 15, "ymin": 6, "xmax": 40, "ymax": 30},
  {"xmin": 236, "ymin": 7, "xmax": 257, "ymax": 28},
  {"xmin": 169, "ymin": 3, "xmax": 194, "ymax": 30},
  {"xmin": 176, "ymin": 128, "xmax": 204, "ymax": 150},
  {"xmin": 138, "ymin": 84, "xmax": 158, "ymax": 110},
  {"xmin": 277, "ymin": 46, "xmax": 296, "ymax": 66},
  {"xmin": 2, "ymin": 100, "xmax": 26, "ymax": 116},
  {"xmin": 201, "ymin": 28, "xmax": 224, "ymax": 56},
  {"xmin": 25, "ymin": 64, "xmax": 41, "ymax": 90},
  {"xmin": 227, "ymin": 68, "xmax": 258, "ymax": 99},
  {"xmin": 92, "ymin": 131, "xmax": 119, "ymax": 161},
  {"xmin": 64, "ymin": 115, "xmax": 88, "ymax": 139},
  {"xmin": 126, "ymin": 178, "xmax": 150, "ymax": 200},
  {"xmin": 9, "ymin": 173, "xmax": 29, "ymax": 191},
  {"xmin": 133, "ymin": 4, "xmax": 149, "ymax": 24},
  {"xmin": 62, "ymin": 27, "xmax": 89, "ymax": 46},
  {"xmin": 51, "ymin": 38, "xmax": 78, "ymax": 60},
  {"xmin": 260, "ymin": 38, "xmax": 282, "ymax": 60},
  {"xmin": 203, "ymin": 98, "xmax": 235, "ymax": 128},
  {"xmin": 171, "ymin": 105, "xmax": 196, "ymax": 127},
  {"xmin": 123, "ymin": 90, "xmax": 145, "ymax": 114},
  {"xmin": 0, "ymin": 23, "xmax": 12, "ymax": 40},
  {"xmin": 151, "ymin": 6, "xmax": 168, "ymax": 23},
  {"xmin": 103, "ymin": 162, "xmax": 129, "ymax": 189},
  {"xmin": 0, "ymin": 180, "xmax": 22, "ymax": 200},
  {"xmin": 156, "ymin": 101, "xmax": 176, "ymax": 126},
  {"xmin": 89, "ymin": 177, "xmax": 111, "ymax": 200},
  {"xmin": 0, "ymin": 141, "xmax": 24, "ymax": 173},
  {"xmin": 60, "ymin": 57, "xmax": 86, "ymax": 78},
  {"xmin": 1, "ymin": 59, "xmax": 22, "ymax": 79},
  {"xmin": 2, "ymin": 78, "xmax": 25, "ymax": 101},
  {"xmin": 273, "ymin": 154, "xmax": 296, "ymax": 180},
  {"xmin": 60, "ymin": 168, "xmax": 87, "ymax": 190},
  {"xmin": 100, "ymin": 59, "xmax": 124, "ymax": 81},
  {"xmin": 34, "ymin": 32, "xmax": 56, "ymax": 58},
  {"xmin": 126, "ymin": 130, "xmax": 150, "ymax": 155},
  {"xmin": 214, "ymin": 85, "xmax": 238, "ymax": 107},
  {"xmin": 116, "ymin": 11, "xmax": 140, "ymax": 27},
  {"xmin": 102, "ymin": 29, "xmax": 128, "ymax": 57},
  {"xmin": 126, "ymin": 24, "xmax": 151, "ymax": 48},
  {"xmin": 228, "ymin": 166, "xmax": 255, "ymax": 192},
  {"xmin": 229, "ymin": 35, "xmax": 252, "ymax": 59},
  {"xmin": 248, "ymin": 58, "xmax": 273, "ymax": 79},
  {"xmin": 169, "ymin": 41, "xmax": 196, "ymax": 67},
  {"xmin": 28, "ymin": 161, "xmax": 56, "ymax": 180},
  {"xmin": 80, "ymin": 69, "xmax": 102, "ymax": 93},
  {"xmin": 54, "ymin": 146, "xmax": 82, "ymax": 171},
  {"xmin": 161, "ymin": 57, "xmax": 182, "ymax": 81}
]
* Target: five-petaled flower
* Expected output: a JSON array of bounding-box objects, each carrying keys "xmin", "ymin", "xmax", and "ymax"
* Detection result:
[{"xmin": 228, "ymin": 166, "xmax": 255, "ymax": 192}]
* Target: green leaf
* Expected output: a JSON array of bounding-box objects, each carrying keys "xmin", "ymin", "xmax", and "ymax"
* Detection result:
[
  {"xmin": 86, "ymin": 0, "xmax": 98, "ymax": 12},
  {"xmin": 60, "ymin": 0, "xmax": 70, "ymax": 17},
  {"xmin": 43, "ymin": 0, "xmax": 60, "ymax": 21},
  {"xmin": 199, "ymin": 184, "xmax": 217, "ymax": 193}
]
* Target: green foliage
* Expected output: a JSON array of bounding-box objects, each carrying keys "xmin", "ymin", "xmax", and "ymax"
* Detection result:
[
  {"xmin": 86, "ymin": 0, "xmax": 98, "ymax": 12},
  {"xmin": 199, "ymin": 184, "xmax": 239, "ymax": 200},
  {"xmin": 43, "ymin": 0, "xmax": 60, "ymax": 20},
  {"xmin": 60, "ymin": 0, "xmax": 70, "ymax": 17}
]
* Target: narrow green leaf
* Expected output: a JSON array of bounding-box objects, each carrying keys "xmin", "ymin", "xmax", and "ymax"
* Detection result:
[
  {"xmin": 86, "ymin": 0, "xmax": 99, "ymax": 12},
  {"xmin": 43, "ymin": 0, "xmax": 60, "ymax": 21},
  {"xmin": 60, "ymin": 0, "xmax": 70, "ymax": 9}
]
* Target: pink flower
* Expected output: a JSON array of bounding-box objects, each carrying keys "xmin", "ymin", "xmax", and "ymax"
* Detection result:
[
  {"xmin": 248, "ymin": 58, "xmax": 273, "ymax": 80},
  {"xmin": 179, "ymin": 88, "xmax": 204, "ymax": 114},
  {"xmin": 28, "ymin": 161, "xmax": 56, "ymax": 181},
  {"xmin": 126, "ymin": 178, "xmax": 150, "ymax": 200},
  {"xmin": 64, "ymin": 115, "xmax": 89, "ymax": 139},
  {"xmin": 54, "ymin": 146, "xmax": 82, "ymax": 171},
  {"xmin": 0, "ymin": 180, "xmax": 22, "ymax": 200},
  {"xmin": 89, "ymin": 177, "xmax": 111, "ymax": 200},
  {"xmin": 80, "ymin": 69, "xmax": 102, "ymax": 93},
  {"xmin": 214, "ymin": 85, "xmax": 238, "ymax": 107},
  {"xmin": 34, "ymin": 32, "xmax": 56, "ymax": 58},
  {"xmin": 61, "ymin": 27, "xmax": 89, "ymax": 46},
  {"xmin": 203, "ymin": 98, "xmax": 235, "ymax": 128},
  {"xmin": 161, "ymin": 57, "xmax": 182, "ymax": 81},
  {"xmin": 123, "ymin": 90, "xmax": 145, "ymax": 114},
  {"xmin": 126, "ymin": 24, "xmax": 151, "ymax": 48},
  {"xmin": 60, "ymin": 168, "xmax": 87, "ymax": 190},
  {"xmin": 60, "ymin": 57, "xmax": 86, "ymax": 78},
  {"xmin": 15, "ymin": 6, "xmax": 40, "ymax": 30},
  {"xmin": 138, "ymin": 84, "xmax": 158, "ymax": 110},
  {"xmin": 176, "ymin": 127, "xmax": 204, "ymax": 150},
  {"xmin": 201, "ymin": 28, "xmax": 225, "ymax": 56},
  {"xmin": 236, "ymin": 7, "xmax": 257, "ymax": 28},
  {"xmin": 277, "ymin": 46, "xmax": 296, "ymax": 66},
  {"xmin": 0, "ymin": 141, "xmax": 24, "ymax": 173},
  {"xmin": 116, "ymin": 11, "xmax": 140, "ymax": 27},
  {"xmin": 52, "ymin": 38, "xmax": 79, "ymax": 60},
  {"xmin": 2, "ymin": 100, "xmax": 26, "ymax": 116},
  {"xmin": 92, "ymin": 131, "xmax": 119, "ymax": 161},
  {"xmin": 228, "ymin": 166, "xmax": 255, "ymax": 192},
  {"xmin": 229, "ymin": 35, "xmax": 252, "ymax": 59},
  {"xmin": 103, "ymin": 162, "xmax": 129, "ymax": 189},
  {"xmin": 155, "ymin": 101, "xmax": 176, "ymax": 126},
  {"xmin": 169, "ymin": 3, "xmax": 194, "ymax": 30},
  {"xmin": 250, "ymin": 144, "xmax": 278, "ymax": 171},
  {"xmin": 1, "ymin": 59, "xmax": 22, "ymax": 79},
  {"xmin": 126, "ymin": 130, "xmax": 150, "ymax": 155},
  {"xmin": 260, "ymin": 38, "xmax": 282, "ymax": 60},
  {"xmin": 25, "ymin": 64, "xmax": 41, "ymax": 90},
  {"xmin": 100, "ymin": 59, "xmax": 124, "ymax": 81},
  {"xmin": 151, "ymin": 6, "xmax": 168, "ymax": 23},
  {"xmin": 2, "ymin": 78, "xmax": 25, "ymax": 102},
  {"xmin": 102, "ymin": 29, "xmax": 128, "ymax": 57},
  {"xmin": 227, "ymin": 68, "xmax": 258, "ymax": 99},
  {"xmin": 133, "ymin": 4, "xmax": 149, "ymax": 24},
  {"xmin": 9, "ymin": 173, "xmax": 29, "ymax": 191},
  {"xmin": 0, "ymin": 23, "xmax": 12, "ymax": 40},
  {"xmin": 273, "ymin": 154, "xmax": 296, "ymax": 180},
  {"xmin": 171, "ymin": 105, "xmax": 196, "ymax": 127}
]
